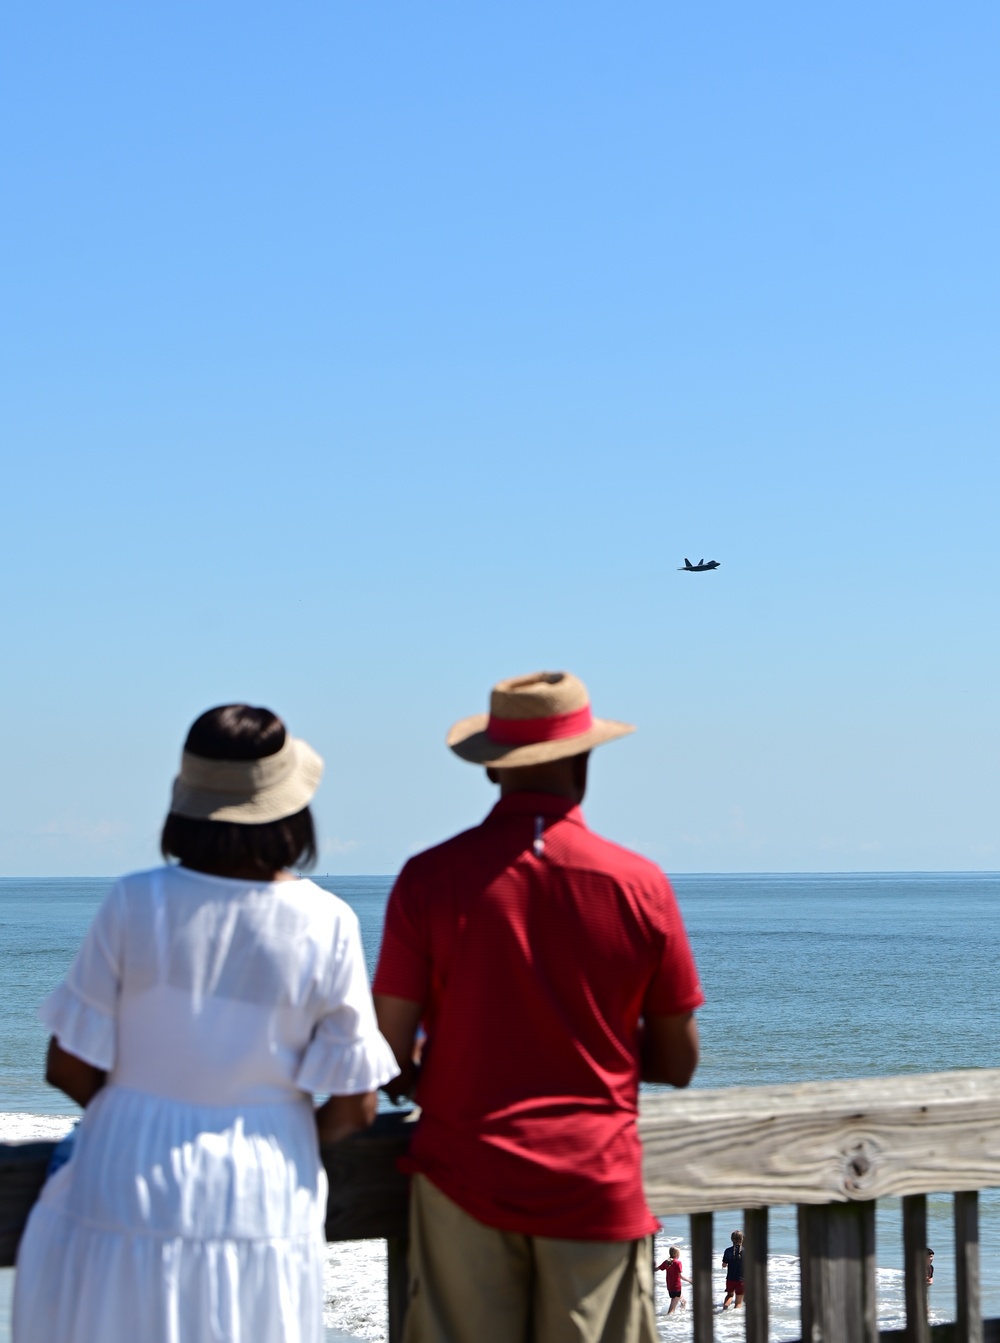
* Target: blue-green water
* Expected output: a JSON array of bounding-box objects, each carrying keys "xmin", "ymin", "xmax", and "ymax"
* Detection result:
[
  {"xmin": 2, "ymin": 871, "xmax": 999, "ymax": 1340},
  {"xmin": 5, "ymin": 872, "xmax": 996, "ymax": 1105}
]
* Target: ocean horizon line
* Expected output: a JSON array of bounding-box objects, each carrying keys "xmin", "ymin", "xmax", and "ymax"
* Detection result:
[{"xmin": 2, "ymin": 868, "xmax": 999, "ymax": 882}]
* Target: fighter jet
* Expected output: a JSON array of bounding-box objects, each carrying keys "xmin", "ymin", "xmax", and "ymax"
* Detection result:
[{"xmin": 678, "ymin": 557, "xmax": 721, "ymax": 571}]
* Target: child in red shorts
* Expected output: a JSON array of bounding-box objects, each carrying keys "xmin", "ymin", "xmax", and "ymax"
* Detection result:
[
  {"xmin": 722, "ymin": 1230, "xmax": 745, "ymax": 1309},
  {"xmin": 656, "ymin": 1245, "xmax": 691, "ymax": 1314}
]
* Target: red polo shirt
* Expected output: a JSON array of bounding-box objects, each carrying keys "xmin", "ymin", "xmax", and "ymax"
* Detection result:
[{"xmin": 373, "ymin": 792, "xmax": 703, "ymax": 1241}]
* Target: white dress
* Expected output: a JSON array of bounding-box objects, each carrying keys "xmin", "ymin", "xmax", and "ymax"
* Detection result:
[{"xmin": 12, "ymin": 866, "xmax": 399, "ymax": 1343}]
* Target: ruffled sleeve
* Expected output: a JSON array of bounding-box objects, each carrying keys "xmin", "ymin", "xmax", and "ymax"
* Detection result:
[
  {"xmin": 38, "ymin": 881, "xmax": 124, "ymax": 1071},
  {"xmin": 296, "ymin": 908, "xmax": 400, "ymax": 1096}
]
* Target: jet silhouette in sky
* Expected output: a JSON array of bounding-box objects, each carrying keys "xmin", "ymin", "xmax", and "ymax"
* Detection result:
[{"xmin": 678, "ymin": 557, "xmax": 721, "ymax": 571}]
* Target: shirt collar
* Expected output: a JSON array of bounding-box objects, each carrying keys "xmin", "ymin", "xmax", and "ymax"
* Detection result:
[{"xmin": 487, "ymin": 792, "xmax": 586, "ymax": 826}]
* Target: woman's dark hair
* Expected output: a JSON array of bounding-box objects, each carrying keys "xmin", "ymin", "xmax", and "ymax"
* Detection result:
[{"xmin": 161, "ymin": 705, "xmax": 317, "ymax": 876}]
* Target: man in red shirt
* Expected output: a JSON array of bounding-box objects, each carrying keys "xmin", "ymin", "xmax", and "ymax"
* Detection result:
[{"xmin": 374, "ymin": 670, "xmax": 703, "ymax": 1343}]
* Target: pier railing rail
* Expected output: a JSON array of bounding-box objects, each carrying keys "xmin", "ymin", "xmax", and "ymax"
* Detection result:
[{"xmin": 4, "ymin": 1067, "xmax": 1000, "ymax": 1343}]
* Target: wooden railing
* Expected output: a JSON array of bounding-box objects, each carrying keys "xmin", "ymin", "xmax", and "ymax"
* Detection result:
[
  {"xmin": 4, "ymin": 1069, "xmax": 1000, "ymax": 1342},
  {"xmin": 640, "ymin": 1068, "xmax": 1000, "ymax": 1343}
]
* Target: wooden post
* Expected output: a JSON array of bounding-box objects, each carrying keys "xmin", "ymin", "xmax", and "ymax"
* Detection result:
[
  {"xmin": 954, "ymin": 1190, "xmax": 982, "ymax": 1343},
  {"xmin": 798, "ymin": 1200, "xmax": 877, "ymax": 1343},
  {"xmin": 690, "ymin": 1210, "xmax": 714, "ymax": 1343},
  {"xmin": 902, "ymin": 1193, "xmax": 930, "ymax": 1343},
  {"xmin": 0, "ymin": 1142, "xmax": 53, "ymax": 1267},
  {"xmin": 743, "ymin": 1206, "xmax": 768, "ymax": 1343},
  {"xmin": 387, "ymin": 1234, "xmax": 410, "ymax": 1343}
]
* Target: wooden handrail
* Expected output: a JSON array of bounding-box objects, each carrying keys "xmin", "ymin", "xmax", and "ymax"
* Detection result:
[{"xmin": 639, "ymin": 1067, "xmax": 1000, "ymax": 1212}]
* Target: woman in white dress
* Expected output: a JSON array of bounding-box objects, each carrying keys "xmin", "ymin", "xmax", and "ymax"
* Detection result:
[{"xmin": 13, "ymin": 704, "xmax": 399, "ymax": 1343}]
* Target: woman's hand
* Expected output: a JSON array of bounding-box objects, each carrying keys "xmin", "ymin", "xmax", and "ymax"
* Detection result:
[
  {"xmin": 315, "ymin": 1091, "xmax": 377, "ymax": 1145},
  {"xmin": 45, "ymin": 1037, "xmax": 106, "ymax": 1108}
]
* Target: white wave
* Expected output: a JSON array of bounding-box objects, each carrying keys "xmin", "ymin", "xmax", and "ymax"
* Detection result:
[
  {"xmin": 324, "ymin": 1241, "xmax": 387, "ymax": 1341},
  {"xmin": 652, "ymin": 1230, "xmax": 805, "ymax": 1341},
  {"xmin": 0, "ymin": 1113, "xmax": 76, "ymax": 1142}
]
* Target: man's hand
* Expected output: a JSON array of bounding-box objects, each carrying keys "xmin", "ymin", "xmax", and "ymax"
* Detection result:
[
  {"xmin": 374, "ymin": 994, "xmax": 424, "ymax": 1101},
  {"xmin": 640, "ymin": 1011, "xmax": 699, "ymax": 1087}
]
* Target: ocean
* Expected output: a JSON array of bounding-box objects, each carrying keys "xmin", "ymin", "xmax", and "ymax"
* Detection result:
[{"xmin": 3, "ymin": 871, "xmax": 1000, "ymax": 1341}]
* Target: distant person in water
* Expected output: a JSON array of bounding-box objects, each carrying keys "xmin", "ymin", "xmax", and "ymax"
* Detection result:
[
  {"xmin": 656, "ymin": 1246, "xmax": 691, "ymax": 1314},
  {"xmin": 722, "ymin": 1230, "xmax": 745, "ymax": 1309},
  {"xmin": 927, "ymin": 1249, "xmax": 934, "ymax": 1285},
  {"xmin": 373, "ymin": 670, "xmax": 704, "ymax": 1343}
]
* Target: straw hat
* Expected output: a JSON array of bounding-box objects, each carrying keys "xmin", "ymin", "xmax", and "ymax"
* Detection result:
[
  {"xmin": 170, "ymin": 736, "xmax": 324, "ymax": 823},
  {"xmin": 447, "ymin": 671, "xmax": 634, "ymax": 768}
]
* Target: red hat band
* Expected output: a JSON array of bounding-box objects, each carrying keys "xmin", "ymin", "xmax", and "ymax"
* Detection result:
[{"xmin": 486, "ymin": 703, "xmax": 593, "ymax": 746}]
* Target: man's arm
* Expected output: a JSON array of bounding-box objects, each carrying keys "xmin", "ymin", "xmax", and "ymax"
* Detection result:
[
  {"xmin": 374, "ymin": 994, "xmax": 424, "ymax": 1101},
  {"xmin": 45, "ymin": 1036, "xmax": 106, "ymax": 1108},
  {"xmin": 639, "ymin": 1011, "xmax": 699, "ymax": 1087}
]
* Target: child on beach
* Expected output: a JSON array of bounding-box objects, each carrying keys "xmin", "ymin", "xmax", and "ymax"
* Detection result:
[
  {"xmin": 722, "ymin": 1229, "xmax": 745, "ymax": 1309},
  {"xmin": 13, "ymin": 705, "xmax": 399, "ymax": 1343},
  {"xmin": 656, "ymin": 1246, "xmax": 691, "ymax": 1314}
]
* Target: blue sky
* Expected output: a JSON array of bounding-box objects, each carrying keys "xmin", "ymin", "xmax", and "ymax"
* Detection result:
[{"xmin": 1, "ymin": 2, "xmax": 997, "ymax": 876}]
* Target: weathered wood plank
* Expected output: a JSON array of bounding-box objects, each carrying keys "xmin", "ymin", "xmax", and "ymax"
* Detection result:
[
  {"xmin": 323, "ymin": 1111, "xmax": 412, "ymax": 1242},
  {"xmin": 798, "ymin": 1200, "xmax": 877, "ymax": 1343},
  {"xmin": 903, "ymin": 1194, "xmax": 930, "ymax": 1343},
  {"xmin": 955, "ymin": 1190, "xmax": 982, "ymax": 1343},
  {"xmin": 641, "ymin": 1069, "xmax": 1000, "ymax": 1213},
  {"xmin": 0, "ymin": 1141, "xmax": 53, "ymax": 1267},
  {"xmin": 9, "ymin": 1070, "xmax": 1000, "ymax": 1257},
  {"xmin": 744, "ymin": 1206, "xmax": 768, "ymax": 1343},
  {"xmin": 690, "ymin": 1210, "xmax": 714, "ymax": 1343}
]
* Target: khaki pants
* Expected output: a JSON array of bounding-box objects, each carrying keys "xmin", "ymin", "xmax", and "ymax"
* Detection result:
[{"xmin": 403, "ymin": 1174, "xmax": 658, "ymax": 1343}]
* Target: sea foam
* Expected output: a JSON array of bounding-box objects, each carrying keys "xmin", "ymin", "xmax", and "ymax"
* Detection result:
[{"xmin": 0, "ymin": 1114, "xmax": 76, "ymax": 1143}]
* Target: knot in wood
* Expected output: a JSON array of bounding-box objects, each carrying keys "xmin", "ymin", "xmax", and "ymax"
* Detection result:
[{"xmin": 842, "ymin": 1137, "xmax": 879, "ymax": 1193}]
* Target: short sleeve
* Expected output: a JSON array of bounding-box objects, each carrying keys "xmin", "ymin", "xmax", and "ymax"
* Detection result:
[
  {"xmin": 39, "ymin": 880, "xmax": 124, "ymax": 1070},
  {"xmin": 295, "ymin": 909, "xmax": 400, "ymax": 1096},
  {"xmin": 371, "ymin": 861, "xmax": 432, "ymax": 1004},
  {"xmin": 642, "ymin": 874, "xmax": 705, "ymax": 1017}
]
